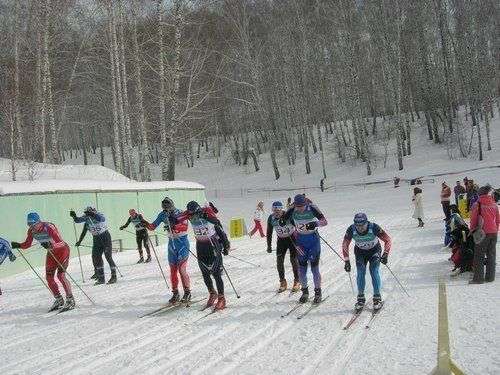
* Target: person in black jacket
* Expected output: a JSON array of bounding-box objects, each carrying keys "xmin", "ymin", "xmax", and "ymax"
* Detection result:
[{"xmin": 120, "ymin": 209, "xmax": 151, "ymax": 263}]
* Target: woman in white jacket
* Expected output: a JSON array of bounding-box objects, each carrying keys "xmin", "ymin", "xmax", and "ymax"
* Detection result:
[
  {"xmin": 249, "ymin": 201, "xmax": 266, "ymax": 237},
  {"xmin": 412, "ymin": 187, "xmax": 424, "ymax": 227}
]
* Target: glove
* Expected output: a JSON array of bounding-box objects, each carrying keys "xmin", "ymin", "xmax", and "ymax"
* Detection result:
[
  {"xmin": 344, "ymin": 260, "xmax": 351, "ymax": 272},
  {"xmin": 305, "ymin": 222, "xmax": 317, "ymax": 230},
  {"xmin": 75, "ymin": 240, "xmax": 82, "ymax": 247},
  {"xmin": 69, "ymin": 210, "xmax": 77, "ymax": 218},
  {"xmin": 9, "ymin": 253, "xmax": 16, "ymax": 262},
  {"xmin": 380, "ymin": 253, "xmax": 388, "ymax": 265},
  {"xmin": 10, "ymin": 241, "xmax": 21, "ymax": 249},
  {"xmin": 267, "ymin": 247, "xmax": 272, "ymax": 253},
  {"xmin": 119, "ymin": 226, "xmax": 125, "ymax": 231},
  {"xmin": 222, "ymin": 241, "xmax": 230, "ymax": 256}
]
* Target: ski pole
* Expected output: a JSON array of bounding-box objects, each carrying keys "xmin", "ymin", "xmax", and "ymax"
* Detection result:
[
  {"xmin": 16, "ymin": 249, "xmax": 52, "ymax": 294},
  {"xmin": 226, "ymin": 253, "xmax": 261, "ymax": 268},
  {"xmin": 147, "ymin": 235, "xmax": 170, "ymax": 291},
  {"xmin": 384, "ymin": 263, "xmax": 410, "ymax": 297},
  {"xmin": 72, "ymin": 218, "xmax": 85, "ymax": 283},
  {"xmin": 318, "ymin": 234, "xmax": 355, "ymax": 295},
  {"xmin": 207, "ymin": 236, "xmax": 241, "ymax": 299},
  {"xmin": 45, "ymin": 247, "xmax": 96, "ymax": 305}
]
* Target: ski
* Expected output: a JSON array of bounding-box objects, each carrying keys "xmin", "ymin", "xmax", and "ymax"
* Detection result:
[
  {"xmin": 342, "ymin": 308, "xmax": 364, "ymax": 330},
  {"xmin": 365, "ymin": 303, "xmax": 384, "ymax": 329},
  {"xmin": 297, "ymin": 296, "xmax": 329, "ymax": 320},
  {"xmin": 56, "ymin": 306, "xmax": 75, "ymax": 315},
  {"xmin": 187, "ymin": 307, "xmax": 224, "ymax": 325},
  {"xmin": 139, "ymin": 302, "xmax": 182, "ymax": 318},
  {"xmin": 153, "ymin": 299, "xmax": 204, "ymax": 317},
  {"xmin": 280, "ymin": 302, "xmax": 304, "ymax": 318}
]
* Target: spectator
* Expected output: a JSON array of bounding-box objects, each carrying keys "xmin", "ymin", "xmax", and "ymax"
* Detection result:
[
  {"xmin": 447, "ymin": 205, "xmax": 474, "ymax": 275},
  {"xmin": 466, "ymin": 180, "xmax": 479, "ymax": 211},
  {"xmin": 412, "ymin": 187, "xmax": 424, "ymax": 228},
  {"xmin": 441, "ymin": 182, "xmax": 452, "ymax": 220},
  {"xmin": 469, "ymin": 185, "xmax": 499, "ymax": 284},
  {"xmin": 454, "ymin": 180, "xmax": 466, "ymax": 206},
  {"xmin": 286, "ymin": 197, "xmax": 292, "ymax": 209},
  {"xmin": 249, "ymin": 201, "xmax": 266, "ymax": 238},
  {"xmin": 320, "ymin": 178, "xmax": 325, "ymax": 192}
]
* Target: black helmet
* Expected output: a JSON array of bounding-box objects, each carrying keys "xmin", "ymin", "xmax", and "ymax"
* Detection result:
[
  {"xmin": 186, "ymin": 201, "xmax": 202, "ymax": 214},
  {"xmin": 161, "ymin": 197, "xmax": 175, "ymax": 211}
]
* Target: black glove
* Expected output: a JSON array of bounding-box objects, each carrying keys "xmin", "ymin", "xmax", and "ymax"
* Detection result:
[
  {"xmin": 9, "ymin": 252, "xmax": 16, "ymax": 262},
  {"xmin": 267, "ymin": 246, "xmax": 272, "ymax": 253},
  {"xmin": 305, "ymin": 222, "xmax": 317, "ymax": 230},
  {"xmin": 10, "ymin": 241, "xmax": 21, "ymax": 249},
  {"xmin": 70, "ymin": 210, "xmax": 77, "ymax": 218},
  {"xmin": 380, "ymin": 253, "xmax": 388, "ymax": 265},
  {"xmin": 75, "ymin": 240, "xmax": 82, "ymax": 247},
  {"xmin": 119, "ymin": 226, "xmax": 125, "ymax": 230},
  {"xmin": 222, "ymin": 242, "xmax": 230, "ymax": 256},
  {"xmin": 344, "ymin": 260, "xmax": 351, "ymax": 272}
]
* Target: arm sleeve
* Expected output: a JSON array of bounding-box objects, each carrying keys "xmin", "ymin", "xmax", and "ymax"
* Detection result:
[
  {"xmin": 78, "ymin": 223, "xmax": 89, "ymax": 243},
  {"xmin": 46, "ymin": 223, "xmax": 65, "ymax": 246},
  {"xmin": 205, "ymin": 215, "xmax": 230, "ymax": 247},
  {"xmin": 374, "ymin": 224, "xmax": 392, "ymax": 254},
  {"xmin": 342, "ymin": 226, "xmax": 353, "ymax": 260},
  {"xmin": 19, "ymin": 229, "xmax": 34, "ymax": 250},
  {"xmin": 469, "ymin": 202, "xmax": 479, "ymax": 231},
  {"xmin": 121, "ymin": 217, "xmax": 132, "ymax": 229},
  {"xmin": 73, "ymin": 215, "xmax": 87, "ymax": 224},
  {"xmin": 266, "ymin": 215, "xmax": 273, "ymax": 248},
  {"xmin": 148, "ymin": 212, "xmax": 165, "ymax": 231},
  {"xmin": 310, "ymin": 205, "xmax": 328, "ymax": 227}
]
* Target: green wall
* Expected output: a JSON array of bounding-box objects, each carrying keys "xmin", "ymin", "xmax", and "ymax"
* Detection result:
[{"xmin": 0, "ymin": 188, "xmax": 205, "ymax": 278}]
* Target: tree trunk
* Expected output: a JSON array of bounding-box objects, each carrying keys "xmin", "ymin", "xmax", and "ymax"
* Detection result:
[
  {"xmin": 13, "ymin": 0, "xmax": 24, "ymax": 159},
  {"xmin": 484, "ymin": 108, "xmax": 492, "ymax": 151},
  {"xmin": 35, "ymin": 3, "xmax": 47, "ymax": 163},
  {"xmin": 317, "ymin": 124, "xmax": 327, "ymax": 178}
]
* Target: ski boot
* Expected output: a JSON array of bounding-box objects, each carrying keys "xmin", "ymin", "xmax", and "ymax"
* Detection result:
[
  {"xmin": 181, "ymin": 289, "xmax": 192, "ymax": 303},
  {"xmin": 137, "ymin": 256, "xmax": 144, "ymax": 264},
  {"xmin": 313, "ymin": 288, "xmax": 322, "ymax": 304},
  {"xmin": 107, "ymin": 271, "xmax": 117, "ymax": 284},
  {"xmin": 299, "ymin": 287, "xmax": 309, "ymax": 303},
  {"xmin": 61, "ymin": 295, "xmax": 76, "ymax": 311},
  {"xmin": 169, "ymin": 290, "xmax": 180, "ymax": 304},
  {"xmin": 48, "ymin": 295, "xmax": 64, "ymax": 312},
  {"xmin": 94, "ymin": 277, "xmax": 105, "ymax": 285},
  {"xmin": 291, "ymin": 280, "xmax": 301, "ymax": 292},
  {"xmin": 278, "ymin": 279, "xmax": 287, "ymax": 293},
  {"xmin": 206, "ymin": 290, "xmax": 217, "ymax": 308},
  {"xmin": 90, "ymin": 273, "xmax": 97, "ymax": 280},
  {"xmin": 145, "ymin": 255, "xmax": 152, "ymax": 263},
  {"xmin": 355, "ymin": 294, "xmax": 365, "ymax": 312},
  {"xmin": 214, "ymin": 294, "xmax": 226, "ymax": 310},
  {"xmin": 373, "ymin": 294, "xmax": 383, "ymax": 311}
]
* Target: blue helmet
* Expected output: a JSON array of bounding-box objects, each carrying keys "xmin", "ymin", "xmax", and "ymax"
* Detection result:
[
  {"xmin": 293, "ymin": 194, "xmax": 307, "ymax": 206},
  {"xmin": 353, "ymin": 213, "xmax": 368, "ymax": 225},
  {"xmin": 27, "ymin": 212, "xmax": 41, "ymax": 226},
  {"xmin": 271, "ymin": 201, "xmax": 284, "ymax": 210}
]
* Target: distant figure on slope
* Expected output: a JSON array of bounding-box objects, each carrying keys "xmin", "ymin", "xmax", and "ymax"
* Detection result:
[
  {"xmin": 266, "ymin": 201, "xmax": 300, "ymax": 293},
  {"xmin": 71, "ymin": 207, "xmax": 117, "ymax": 285},
  {"xmin": 142, "ymin": 197, "xmax": 191, "ymax": 303},
  {"xmin": 177, "ymin": 201, "xmax": 230, "ymax": 310},
  {"xmin": 412, "ymin": 187, "xmax": 424, "ymax": 228},
  {"xmin": 320, "ymin": 178, "xmax": 325, "ymax": 192},
  {"xmin": 281, "ymin": 194, "xmax": 327, "ymax": 304},
  {"xmin": 11, "ymin": 213, "xmax": 75, "ymax": 311},
  {"xmin": 342, "ymin": 213, "xmax": 392, "ymax": 311},
  {"xmin": 249, "ymin": 201, "xmax": 266, "ymax": 238},
  {"xmin": 120, "ymin": 209, "xmax": 151, "ymax": 264}
]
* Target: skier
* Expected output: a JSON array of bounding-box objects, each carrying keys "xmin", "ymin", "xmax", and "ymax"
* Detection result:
[
  {"xmin": 10, "ymin": 213, "xmax": 75, "ymax": 311},
  {"xmin": 142, "ymin": 197, "xmax": 191, "ymax": 304},
  {"xmin": 177, "ymin": 201, "xmax": 231, "ymax": 310},
  {"xmin": 281, "ymin": 194, "xmax": 327, "ymax": 304},
  {"xmin": 266, "ymin": 201, "xmax": 300, "ymax": 293},
  {"xmin": 249, "ymin": 201, "xmax": 266, "ymax": 238},
  {"xmin": 120, "ymin": 209, "xmax": 151, "ymax": 263},
  {"xmin": 342, "ymin": 213, "xmax": 392, "ymax": 311},
  {"xmin": 0, "ymin": 237, "xmax": 16, "ymax": 294},
  {"xmin": 71, "ymin": 207, "xmax": 118, "ymax": 285}
]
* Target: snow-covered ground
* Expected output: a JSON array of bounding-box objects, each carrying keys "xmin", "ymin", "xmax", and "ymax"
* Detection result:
[{"xmin": 0, "ymin": 166, "xmax": 498, "ymax": 375}]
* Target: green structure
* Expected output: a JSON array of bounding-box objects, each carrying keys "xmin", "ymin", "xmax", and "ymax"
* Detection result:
[{"xmin": 0, "ymin": 182, "xmax": 205, "ymax": 278}]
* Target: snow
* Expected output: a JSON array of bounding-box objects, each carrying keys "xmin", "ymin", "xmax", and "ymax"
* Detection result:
[{"xmin": 0, "ymin": 111, "xmax": 499, "ymax": 374}]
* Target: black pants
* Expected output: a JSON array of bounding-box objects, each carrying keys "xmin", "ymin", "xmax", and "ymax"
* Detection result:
[
  {"xmin": 196, "ymin": 240, "xmax": 224, "ymax": 294},
  {"xmin": 92, "ymin": 231, "xmax": 116, "ymax": 279},
  {"xmin": 276, "ymin": 237, "xmax": 299, "ymax": 282},
  {"xmin": 136, "ymin": 229, "xmax": 150, "ymax": 257},
  {"xmin": 442, "ymin": 201, "xmax": 451, "ymax": 220}
]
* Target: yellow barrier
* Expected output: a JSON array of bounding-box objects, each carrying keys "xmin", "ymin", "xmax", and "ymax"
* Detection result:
[
  {"xmin": 229, "ymin": 217, "xmax": 247, "ymax": 239},
  {"xmin": 429, "ymin": 280, "xmax": 465, "ymax": 375}
]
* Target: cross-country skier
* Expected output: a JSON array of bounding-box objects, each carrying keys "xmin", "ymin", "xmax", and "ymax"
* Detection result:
[
  {"xmin": 142, "ymin": 197, "xmax": 191, "ymax": 304},
  {"xmin": 266, "ymin": 201, "xmax": 300, "ymax": 293},
  {"xmin": 71, "ymin": 207, "xmax": 117, "ymax": 285},
  {"xmin": 342, "ymin": 213, "xmax": 392, "ymax": 311},
  {"xmin": 10, "ymin": 213, "xmax": 75, "ymax": 311},
  {"xmin": 281, "ymin": 194, "xmax": 328, "ymax": 304},
  {"xmin": 177, "ymin": 201, "xmax": 231, "ymax": 310},
  {"xmin": 120, "ymin": 209, "xmax": 151, "ymax": 263}
]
